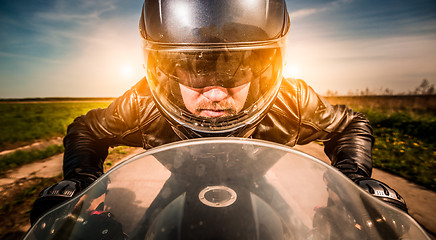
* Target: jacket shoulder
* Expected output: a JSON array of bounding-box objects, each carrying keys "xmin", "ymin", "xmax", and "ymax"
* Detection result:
[
  {"xmin": 79, "ymin": 77, "xmax": 154, "ymax": 139},
  {"xmin": 272, "ymin": 78, "xmax": 309, "ymax": 118},
  {"xmin": 131, "ymin": 76, "xmax": 152, "ymax": 96}
]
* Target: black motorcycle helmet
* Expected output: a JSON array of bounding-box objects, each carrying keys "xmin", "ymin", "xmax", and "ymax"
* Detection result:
[{"xmin": 140, "ymin": 0, "xmax": 290, "ymax": 138}]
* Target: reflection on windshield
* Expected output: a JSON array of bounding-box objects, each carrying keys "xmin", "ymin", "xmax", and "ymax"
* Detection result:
[{"xmin": 25, "ymin": 138, "xmax": 430, "ymax": 240}]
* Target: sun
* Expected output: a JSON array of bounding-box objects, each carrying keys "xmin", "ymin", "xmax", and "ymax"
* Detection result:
[
  {"xmin": 120, "ymin": 64, "xmax": 134, "ymax": 78},
  {"xmin": 283, "ymin": 63, "xmax": 303, "ymax": 79}
]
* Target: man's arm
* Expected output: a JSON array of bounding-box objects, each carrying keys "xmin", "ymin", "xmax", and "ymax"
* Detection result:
[
  {"xmin": 293, "ymin": 79, "xmax": 374, "ymax": 180},
  {"xmin": 63, "ymin": 89, "xmax": 144, "ymax": 186},
  {"xmin": 62, "ymin": 112, "xmax": 111, "ymax": 187},
  {"xmin": 323, "ymin": 110, "xmax": 373, "ymax": 180},
  {"xmin": 293, "ymin": 79, "xmax": 407, "ymax": 211},
  {"xmin": 31, "ymin": 87, "xmax": 145, "ymax": 224}
]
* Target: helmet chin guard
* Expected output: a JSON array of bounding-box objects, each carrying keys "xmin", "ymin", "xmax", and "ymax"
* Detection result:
[{"xmin": 140, "ymin": 0, "xmax": 290, "ymax": 138}]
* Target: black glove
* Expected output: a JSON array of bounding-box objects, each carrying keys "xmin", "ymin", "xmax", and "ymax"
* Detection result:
[
  {"xmin": 30, "ymin": 175, "xmax": 110, "ymax": 226},
  {"xmin": 30, "ymin": 179, "xmax": 82, "ymax": 225},
  {"xmin": 354, "ymin": 177, "xmax": 408, "ymax": 213}
]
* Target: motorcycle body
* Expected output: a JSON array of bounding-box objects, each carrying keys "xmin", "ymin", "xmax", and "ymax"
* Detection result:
[{"xmin": 24, "ymin": 138, "xmax": 431, "ymax": 239}]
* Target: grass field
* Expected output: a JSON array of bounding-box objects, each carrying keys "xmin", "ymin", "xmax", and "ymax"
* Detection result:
[
  {"xmin": 0, "ymin": 97, "xmax": 435, "ymax": 189},
  {"xmin": 326, "ymin": 95, "xmax": 436, "ymax": 190},
  {"xmin": 360, "ymin": 109, "xmax": 435, "ymax": 189},
  {"xmin": 0, "ymin": 97, "xmax": 435, "ymax": 239},
  {"xmin": 0, "ymin": 101, "xmax": 112, "ymax": 150},
  {"xmin": 0, "ymin": 144, "xmax": 64, "ymax": 172}
]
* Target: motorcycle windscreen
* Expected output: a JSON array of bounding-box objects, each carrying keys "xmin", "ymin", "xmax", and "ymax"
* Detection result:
[{"xmin": 24, "ymin": 138, "xmax": 431, "ymax": 240}]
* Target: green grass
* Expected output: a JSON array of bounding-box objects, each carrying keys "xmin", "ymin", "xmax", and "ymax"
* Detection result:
[
  {"xmin": 0, "ymin": 145, "xmax": 65, "ymax": 173},
  {"xmin": 0, "ymin": 99, "xmax": 434, "ymax": 190},
  {"xmin": 353, "ymin": 107, "xmax": 436, "ymax": 190},
  {"xmin": 0, "ymin": 101, "xmax": 111, "ymax": 149}
]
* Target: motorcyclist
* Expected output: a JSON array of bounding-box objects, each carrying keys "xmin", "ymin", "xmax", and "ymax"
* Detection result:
[{"xmin": 30, "ymin": 0, "xmax": 407, "ymax": 225}]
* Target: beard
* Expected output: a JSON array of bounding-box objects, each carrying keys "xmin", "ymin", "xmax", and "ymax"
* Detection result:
[{"xmin": 194, "ymin": 100, "xmax": 238, "ymax": 117}]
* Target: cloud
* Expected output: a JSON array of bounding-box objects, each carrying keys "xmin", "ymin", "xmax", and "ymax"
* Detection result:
[
  {"xmin": 290, "ymin": 0, "xmax": 352, "ymax": 19},
  {"xmin": 285, "ymin": 0, "xmax": 436, "ymax": 94},
  {"xmin": 35, "ymin": 0, "xmax": 116, "ymax": 23},
  {"xmin": 0, "ymin": 0, "xmax": 145, "ymax": 98},
  {"xmin": 286, "ymin": 29, "xmax": 436, "ymax": 94},
  {"xmin": 0, "ymin": 51, "xmax": 58, "ymax": 64},
  {"xmin": 2, "ymin": 0, "xmax": 435, "ymax": 97},
  {"xmin": 30, "ymin": 0, "xmax": 118, "ymax": 42}
]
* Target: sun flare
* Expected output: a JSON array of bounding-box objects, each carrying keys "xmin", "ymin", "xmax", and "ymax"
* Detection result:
[
  {"xmin": 120, "ymin": 64, "xmax": 134, "ymax": 78},
  {"xmin": 283, "ymin": 63, "xmax": 303, "ymax": 79}
]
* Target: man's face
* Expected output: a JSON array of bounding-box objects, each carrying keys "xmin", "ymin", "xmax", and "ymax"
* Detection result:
[
  {"xmin": 179, "ymin": 83, "xmax": 251, "ymax": 118},
  {"xmin": 175, "ymin": 63, "xmax": 253, "ymax": 118}
]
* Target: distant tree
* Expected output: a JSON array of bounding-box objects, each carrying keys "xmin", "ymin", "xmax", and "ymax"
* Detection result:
[
  {"xmin": 325, "ymin": 89, "xmax": 338, "ymax": 96},
  {"xmin": 384, "ymin": 88, "xmax": 393, "ymax": 95},
  {"xmin": 365, "ymin": 87, "xmax": 370, "ymax": 96},
  {"xmin": 428, "ymin": 85, "xmax": 435, "ymax": 95},
  {"xmin": 415, "ymin": 79, "xmax": 434, "ymax": 95}
]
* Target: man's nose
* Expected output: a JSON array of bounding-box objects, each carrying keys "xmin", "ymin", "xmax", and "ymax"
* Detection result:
[{"xmin": 202, "ymin": 86, "xmax": 229, "ymax": 101}]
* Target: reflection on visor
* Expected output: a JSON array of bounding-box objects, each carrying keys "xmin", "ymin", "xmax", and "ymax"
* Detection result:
[
  {"xmin": 153, "ymin": 48, "xmax": 278, "ymax": 89},
  {"xmin": 145, "ymin": 45, "xmax": 284, "ymax": 134},
  {"xmin": 171, "ymin": 65, "xmax": 254, "ymax": 89}
]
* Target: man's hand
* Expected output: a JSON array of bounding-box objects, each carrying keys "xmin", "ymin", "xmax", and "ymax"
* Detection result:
[
  {"xmin": 30, "ymin": 180, "xmax": 82, "ymax": 225},
  {"xmin": 354, "ymin": 177, "xmax": 408, "ymax": 213}
]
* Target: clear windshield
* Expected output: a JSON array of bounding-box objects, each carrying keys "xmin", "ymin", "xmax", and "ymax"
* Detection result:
[{"xmin": 25, "ymin": 138, "xmax": 430, "ymax": 240}]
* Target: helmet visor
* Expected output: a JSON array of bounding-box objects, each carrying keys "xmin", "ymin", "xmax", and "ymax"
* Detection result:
[{"xmin": 145, "ymin": 43, "xmax": 284, "ymax": 133}]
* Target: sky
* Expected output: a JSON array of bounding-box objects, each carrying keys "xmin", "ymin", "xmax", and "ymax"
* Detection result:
[{"xmin": 0, "ymin": 0, "xmax": 435, "ymax": 98}]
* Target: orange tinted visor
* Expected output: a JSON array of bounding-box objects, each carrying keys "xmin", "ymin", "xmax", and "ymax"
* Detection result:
[{"xmin": 150, "ymin": 48, "xmax": 280, "ymax": 88}]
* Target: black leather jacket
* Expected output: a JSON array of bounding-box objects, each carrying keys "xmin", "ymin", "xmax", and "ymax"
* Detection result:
[{"xmin": 63, "ymin": 77, "xmax": 374, "ymax": 185}]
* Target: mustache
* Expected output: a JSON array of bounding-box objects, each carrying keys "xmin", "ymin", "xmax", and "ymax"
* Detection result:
[{"xmin": 194, "ymin": 100, "xmax": 238, "ymax": 115}]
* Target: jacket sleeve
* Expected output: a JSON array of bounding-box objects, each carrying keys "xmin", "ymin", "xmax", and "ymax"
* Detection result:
[
  {"xmin": 295, "ymin": 79, "xmax": 374, "ymax": 179},
  {"xmin": 63, "ymin": 88, "xmax": 144, "ymax": 185}
]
